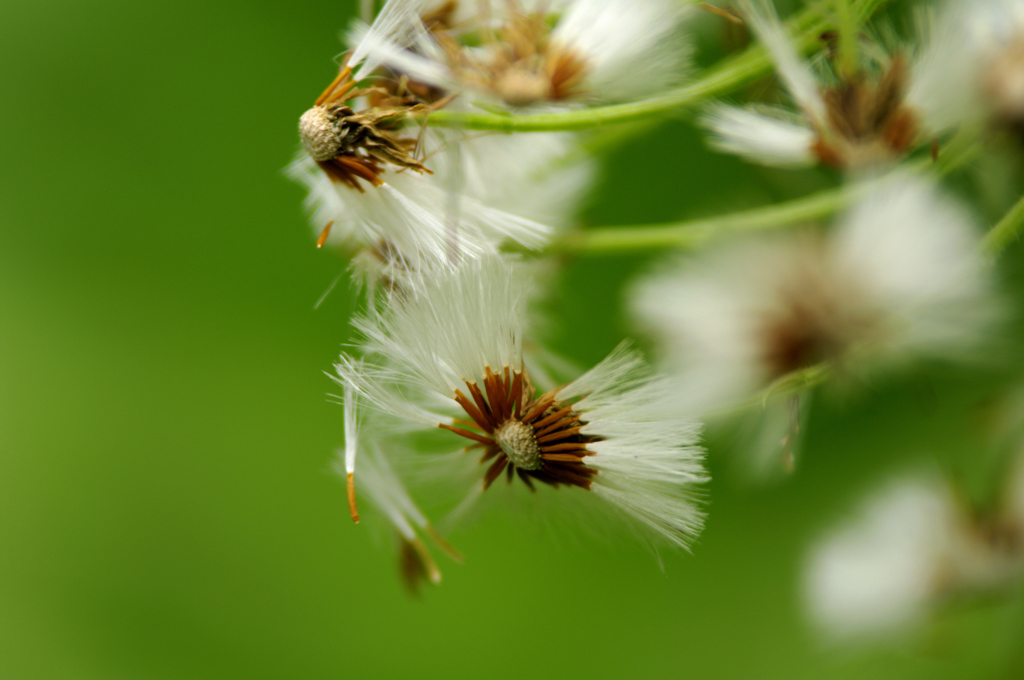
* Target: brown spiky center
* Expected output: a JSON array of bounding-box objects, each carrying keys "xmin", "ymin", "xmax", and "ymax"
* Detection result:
[
  {"xmin": 300, "ymin": 64, "xmax": 437, "ymax": 194},
  {"xmin": 757, "ymin": 252, "xmax": 880, "ymax": 377},
  {"xmin": 494, "ymin": 418, "xmax": 542, "ymax": 470},
  {"xmin": 437, "ymin": 7, "xmax": 588, "ymax": 106},
  {"xmin": 810, "ymin": 56, "xmax": 919, "ymax": 168},
  {"xmin": 760, "ymin": 291, "xmax": 850, "ymax": 377},
  {"xmin": 438, "ymin": 366, "xmax": 599, "ymax": 492}
]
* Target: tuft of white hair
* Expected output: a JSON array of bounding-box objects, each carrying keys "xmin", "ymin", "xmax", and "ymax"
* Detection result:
[
  {"xmin": 550, "ymin": 0, "xmax": 691, "ymax": 103},
  {"xmin": 427, "ymin": 128, "xmax": 596, "ymax": 229},
  {"xmin": 831, "ymin": 175, "xmax": 997, "ymax": 366},
  {"xmin": 702, "ymin": 104, "xmax": 817, "ymax": 167},
  {"xmin": 352, "ymin": 255, "xmax": 531, "ymax": 399},
  {"xmin": 350, "ymin": 0, "xmax": 439, "ymax": 80},
  {"xmin": 906, "ymin": 2, "xmax": 988, "ymax": 136},
  {"xmin": 286, "ymin": 152, "xmax": 551, "ymax": 270},
  {"xmin": 559, "ymin": 344, "xmax": 707, "ymax": 549},
  {"xmin": 740, "ymin": 0, "xmax": 827, "ymax": 127}
]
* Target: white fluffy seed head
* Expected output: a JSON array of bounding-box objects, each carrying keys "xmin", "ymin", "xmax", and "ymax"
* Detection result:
[
  {"xmin": 631, "ymin": 236, "xmax": 845, "ymax": 415},
  {"xmin": 350, "ymin": 0, "xmax": 690, "ymax": 107},
  {"xmin": 299, "ymin": 106, "xmax": 343, "ymax": 161}
]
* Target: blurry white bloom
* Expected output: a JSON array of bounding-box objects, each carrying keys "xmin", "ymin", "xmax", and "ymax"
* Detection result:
[
  {"xmin": 805, "ymin": 469, "xmax": 1024, "ymax": 642},
  {"xmin": 917, "ymin": 0, "xmax": 1024, "ymax": 127},
  {"xmin": 631, "ymin": 175, "xmax": 996, "ymax": 416},
  {"xmin": 703, "ymin": 0, "xmax": 974, "ymax": 168},
  {"xmin": 352, "ymin": 0, "xmax": 691, "ymax": 108},
  {"xmin": 334, "ymin": 255, "xmax": 707, "ymax": 550},
  {"xmin": 424, "ymin": 128, "xmax": 595, "ymax": 231},
  {"xmin": 804, "ymin": 474, "xmax": 966, "ymax": 640}
]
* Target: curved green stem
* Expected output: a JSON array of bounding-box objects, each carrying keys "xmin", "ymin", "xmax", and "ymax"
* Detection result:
[
  {"xmin": 546, "ymin": 186, "xmax": 856, "ymax": 255},
  {"xmin": 536, "ymin": 129, "xmax": 981, "ymax": 256},
  {"xmin": 982, "ymin": 192, "xmax": 1024, "ymax": 257},
  {"xmin": 724, "ymin": 363, "xmax": 832, "ymax": 416},
  {"xmin": 423, "ymin": 0, "xmax": 891, "ymax": 132}
]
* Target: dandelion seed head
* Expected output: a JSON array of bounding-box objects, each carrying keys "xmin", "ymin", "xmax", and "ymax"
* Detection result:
[
  {"xmin": 299, "ymin": 106, "xmax": 344, "ymax": 162},
  {"xmin": 707, "ymin": 2, "xmax": 980, "ymax": 168},
  {"xmin": 352, "ymin": 0, "xmax": 688, "ymax": 108},
  {"xmin": 334, "ymin": 258, "xmax": 706, "ymax": 550}
]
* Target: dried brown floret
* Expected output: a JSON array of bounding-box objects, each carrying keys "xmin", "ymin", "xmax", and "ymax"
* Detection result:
[
  {"xmin": 810, "ymin": 56, "xmax": 920, "ymax": 167},
  {"xmin": 440, "ymin": 366, "xmax": 600, "ymax": 492}
]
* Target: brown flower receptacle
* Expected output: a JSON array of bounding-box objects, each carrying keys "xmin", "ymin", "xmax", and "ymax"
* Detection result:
[
  {"xmin": 439, "ymin": 366, "xmax": 599, "ymax": 492},
  {"xmin": 810, "ymin": 56, "xmax": 919, "ymax": 168}
]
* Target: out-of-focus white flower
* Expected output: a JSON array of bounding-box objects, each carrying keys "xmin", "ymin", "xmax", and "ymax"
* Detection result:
[
  {"xmin": 702, "ymin": 0, "xmax": 976, "ymax": 168},
  {"xmin": 352, "ymin": 0, "xmax": 691, "ymax": 108},
  {"xmin": 805, "ymin": 468, "xmax": 1024, "ymax": 642},
  {"xmin": 334, "ymin": 255, "xmax": 707, "ymax": 550},
  {"xmin": 631, "ymin": 175, "xmax": 997, "ymax": 416},
  {"xmin": 916, "ymin": 0, "xmax": 1024, "ymax": 127},
  {"xmin": 804, "ymin": 474, "xmax": 966, "ymax": 640}
]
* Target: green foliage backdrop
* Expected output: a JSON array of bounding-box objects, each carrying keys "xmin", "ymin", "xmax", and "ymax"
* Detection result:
[{"xmin": 1, "ymin": 1, "xmax": 1022, "ymax": 678}]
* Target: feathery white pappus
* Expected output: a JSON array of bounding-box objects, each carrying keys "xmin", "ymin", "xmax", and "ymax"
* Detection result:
[
  {"xmin": 349, "ymin": 0, "xmax": 692, "ymax": 109},
  {"xmin": 918, "ymin": 0, "xmax": 1024, "ymax": 127},
  {"xmin": 286, "ymin": 129, "xmax": 559, "ymax": 277},
  {"xmin": 701, "ymin": 0, "xmax": 977, "ymax": 168},
  {"xmin": 630, "ymin": 175, "xmax": 998, "ymax": 416},
  {"xmin": 332, "ymin": 255, "xmax": 707, "ymax": 551},
  {"xmin": 288, "ymin": 0, "xmax": 606, "ymax": 279},
  {"xmin": 335, "ymin": 380, "xmax": 461, "ymax": 593}
]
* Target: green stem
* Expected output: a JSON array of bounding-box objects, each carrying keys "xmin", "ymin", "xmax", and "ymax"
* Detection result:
[
  {"xmin": 422, "ymin": 0, "xmax": 891, "ymax": 133},
  {"xmin": 536, "ymin": 129, "xmax": 980, "ymax": 256},
  {"xmin": 722, "ymin": 363, "xmax": 833, "ymax": 416},
  {"xmin": 834, "ymin": 0, "xmax": 860, "ymax": 78},
  {"xmin": 982, "ymin": 192, "xmax": 1024, "ymax": 257},
  {"xmin": 547, "ymin": 186, "xmax": 857, "ymax": 255}
]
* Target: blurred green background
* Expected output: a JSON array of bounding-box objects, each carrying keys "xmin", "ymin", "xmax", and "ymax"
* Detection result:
[{"xmin": 2, "ymin": 1, "xmax": 1023, "ymax": 678}]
